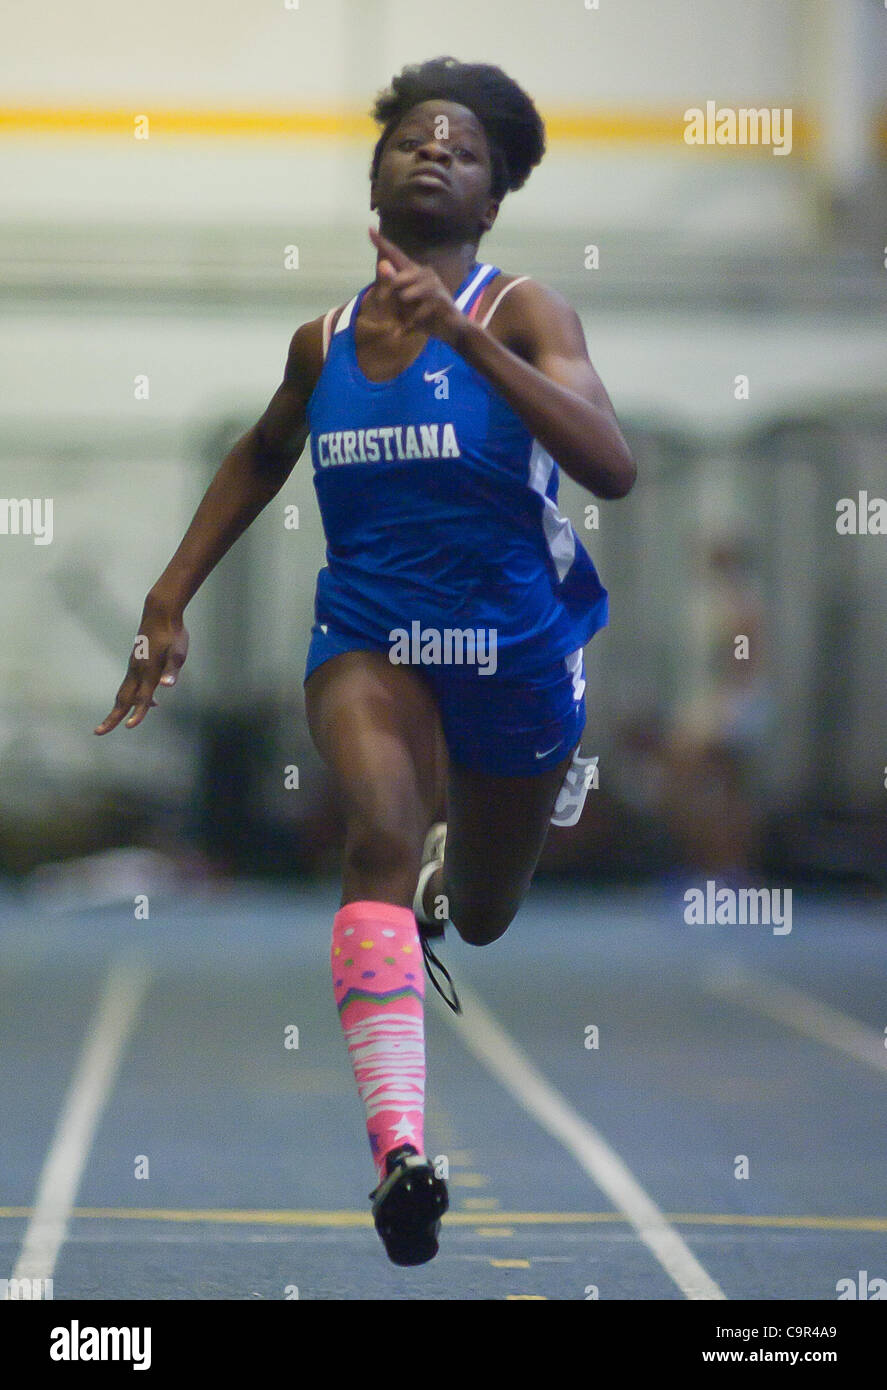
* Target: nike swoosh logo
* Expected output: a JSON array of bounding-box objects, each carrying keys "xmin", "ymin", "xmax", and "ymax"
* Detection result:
[
  {"xmin": 423, "ymin": 367, "xmax": 451, "ymax": 382},
  {"xmin": 535, "ymin": 743, "xmax": 560, "ymax": 759},
  {"xmin": 319, "ymin": 624, "xmax": 328, "ymax": 634}
]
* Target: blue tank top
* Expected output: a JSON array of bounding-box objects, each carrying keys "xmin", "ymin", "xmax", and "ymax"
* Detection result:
[{"xmin": 306, "ymin": 261, "xmax": 609, "ymax": 677}]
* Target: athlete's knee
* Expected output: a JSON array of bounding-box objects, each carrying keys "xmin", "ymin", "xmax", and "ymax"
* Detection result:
[
  {"xmin": 447, "ymin": 891, "xmax": 519, "ymax": 947},
  {"xmin": 452, "ymin": 914, "xmax": 513, "ymax": 947}
]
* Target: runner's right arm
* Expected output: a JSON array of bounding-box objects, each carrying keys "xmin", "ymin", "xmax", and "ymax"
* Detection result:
[{"xmin": 95, "ymin": 318, "xmax": 323, "ymax": 733}]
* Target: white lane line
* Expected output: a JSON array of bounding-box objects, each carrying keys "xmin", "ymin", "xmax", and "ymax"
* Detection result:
[
  {"xmin": 7, "ymin": 958, "xmax": 150, "ymax": 1290},
  {"xmin": 703, "ymin": 959, "xmax": 887, "ymax": 1077},
  {"xmin": 437, "ymin": 980, "xmax": 726, "ymax": 1301}
]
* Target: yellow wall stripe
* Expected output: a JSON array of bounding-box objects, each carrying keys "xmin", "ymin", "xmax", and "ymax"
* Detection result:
[
  {"xmin": 0, "ymin": 106, "xmax": 368, "ymax": 138},
  {"xmin": 0, "ymin": 104, "xmax": 833, "ymax": 151}
]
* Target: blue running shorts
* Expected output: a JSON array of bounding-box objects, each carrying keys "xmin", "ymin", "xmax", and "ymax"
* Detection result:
[{"xmin": 303, "ymin": 622, "xmax": 587, "ymax": 777}]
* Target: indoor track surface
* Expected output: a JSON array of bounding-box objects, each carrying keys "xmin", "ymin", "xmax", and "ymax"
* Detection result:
[{"xmin": 1, "ymin": 881, "xmax": 884, "ymax": 1300}]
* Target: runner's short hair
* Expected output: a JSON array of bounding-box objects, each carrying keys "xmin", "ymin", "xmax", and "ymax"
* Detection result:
[{"xmin": 370, "ymin": 56, "xmax": 546, "ymax": 202}]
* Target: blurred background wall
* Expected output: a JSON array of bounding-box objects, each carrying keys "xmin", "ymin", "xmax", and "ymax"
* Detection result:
[{"xmin": 1, "ymin": 0, "xmax": 885, "ymax": 891}]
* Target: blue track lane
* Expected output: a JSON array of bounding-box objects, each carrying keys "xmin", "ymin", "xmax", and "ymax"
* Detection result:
[{"xmin": 1, "ymin": 882, "xmax": 885, "ymax": 1300}]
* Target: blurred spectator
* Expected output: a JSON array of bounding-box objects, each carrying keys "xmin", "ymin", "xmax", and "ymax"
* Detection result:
[{"xmin": 660, "ymin": 531, "xmax": 775, "ymax": 877}]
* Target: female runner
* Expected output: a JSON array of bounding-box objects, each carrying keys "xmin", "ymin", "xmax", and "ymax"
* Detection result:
[{"xmin": 96, "ymin": 56, "xmax": 636, "ymax": 1267}]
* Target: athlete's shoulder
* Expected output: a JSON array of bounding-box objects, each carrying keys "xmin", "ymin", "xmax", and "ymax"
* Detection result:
[
  {"xmin": 484, "ymin": 272, "xmax": 578, "ymax": 322},
  {"xmin": 283, "ymin": 303, "xmax": 350, "ymax": 397},
  {"xmin": 479, "ymin": 273, "xmax": 585, "ymax": 360}
]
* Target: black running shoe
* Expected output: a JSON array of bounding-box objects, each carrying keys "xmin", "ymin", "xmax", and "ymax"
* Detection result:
[{"xmin": 369, "ymin": 1144, "xmax": 449, "ymax": 1266}]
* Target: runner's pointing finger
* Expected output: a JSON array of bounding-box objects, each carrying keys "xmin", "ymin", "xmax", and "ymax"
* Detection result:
[{"xmin": 369, "ymin": 225, "xmax": 412, "ymax": 272}]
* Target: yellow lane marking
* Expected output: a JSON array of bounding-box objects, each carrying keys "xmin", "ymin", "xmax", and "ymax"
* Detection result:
[
  {"xmin": 476, "ymin": 1227, "xmax": 514, "ymax": 1237},
  {"xmin": 506, "ymin": 1294, "xmax": 547, "ymax": 1300},
  {"xmin": 461, "ymin": 1198, "xmax": 501, "ymax": 1211},
  {"xmin": 0, "ymin": 105, "xmax": 825, "ymax": 151},
  {"xmin": 490, "ymin": 1259, "xmax": 531, "ymax": 1268},
  {"xmin": 450, "ymin": 1172, "xmax": 488, "ymax": 1188},
  {"xmin": 0, "ymin": 1208, "xmax": 884, "ymax": 1232},
  {"xmin": 670, "ymin": 1213, "xmax": 887, "ymax": 1232}
]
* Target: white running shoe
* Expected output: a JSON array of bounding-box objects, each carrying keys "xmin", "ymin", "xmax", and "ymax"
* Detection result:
[
  {"xmin": 550, "ymin": 751, "xmax": 598, "ymax": 827},
  {"xmin": 411, "ymin": 822, "xmax": 461, "ymax": 1014},
  {"xmin": 413, "ymin": 822, "xmax": 447, "ymax": 929}
]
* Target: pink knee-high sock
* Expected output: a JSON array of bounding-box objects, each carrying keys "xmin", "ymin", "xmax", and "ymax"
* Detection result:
[{"xmin": 331, "ymin": 901, "xmax": 426, "ymax": 1182}]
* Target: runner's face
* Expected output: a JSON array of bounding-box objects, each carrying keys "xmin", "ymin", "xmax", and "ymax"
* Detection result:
[{"xmin": 371, "ymin": 100, "xmax": 499, "ymax": 237}]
